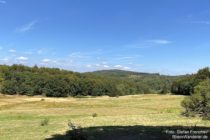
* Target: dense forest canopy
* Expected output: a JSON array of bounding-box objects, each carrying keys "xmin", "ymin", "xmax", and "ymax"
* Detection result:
[{"xmin": 0, "ymin": 64, "xmax": 178, "ymax": 97}]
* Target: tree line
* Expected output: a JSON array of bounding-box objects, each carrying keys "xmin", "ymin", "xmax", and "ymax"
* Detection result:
[
  {"xmin": 0, "ymin": 64, "xmax": 173, "ymax": 97},
  {"xmin": 171, "ymin": 67, "xmax": 210, "ymax": 95}
]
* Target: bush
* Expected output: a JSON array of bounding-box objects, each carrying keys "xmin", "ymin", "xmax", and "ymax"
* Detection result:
[
  {"xmin": 40, "ymin": 118, "xmax": 49, "ymax": 126},
  {"xmin": 92, "ymin": 113, "xmax": 98, "ymax": 117},
  {"xmin": 181, "ymin": 79, "xmax": 210, "ymax": 118}
]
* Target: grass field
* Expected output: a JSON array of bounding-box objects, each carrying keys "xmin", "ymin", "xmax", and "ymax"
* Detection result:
[{"xmin": 0, "ymin": 94, "xmax": 209, "ymax": 140}]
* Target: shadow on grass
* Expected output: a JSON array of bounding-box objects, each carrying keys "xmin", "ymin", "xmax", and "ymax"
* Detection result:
[{"xmin": 46, "ymin": 125, "xmax": 210, "ymax": 140}]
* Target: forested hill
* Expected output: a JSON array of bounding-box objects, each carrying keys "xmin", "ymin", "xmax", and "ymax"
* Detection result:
[
  {"xmin": 89, "ymin": 69, "xmax": 180, "ymax": 94},
  {"xmin": 88, "ymin": 69, "xmax": 161, "ymax": 78}
]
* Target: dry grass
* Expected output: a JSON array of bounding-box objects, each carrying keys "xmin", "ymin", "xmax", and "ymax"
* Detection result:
[{"xmin": 0, "ymin": 94, "xmax": 209, "ymax": 140}]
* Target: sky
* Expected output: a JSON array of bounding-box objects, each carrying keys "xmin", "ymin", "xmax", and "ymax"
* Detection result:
[{"xmin": 0, "ymin": 0, "xmax": 210, "ymax": 75}]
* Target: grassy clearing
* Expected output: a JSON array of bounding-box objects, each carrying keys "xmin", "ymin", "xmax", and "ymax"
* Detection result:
[{"xmin": 0, "ymin": 94, "xmax": 209, "ymax": 140}]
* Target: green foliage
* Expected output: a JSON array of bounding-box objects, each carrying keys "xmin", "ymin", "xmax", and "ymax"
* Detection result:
[
  {"xmin": 171, "ymin": 67, "xmax": 210, "ymax": 95},
  {"xmin": 92, "ymin": 69, "xmax": 177, "ymax": 94},
  {"xmin": 159, "ymin": 85, "xmax": 169, "ymax": 94},
  {"xmin": 0, "ymin": 64, "xmax": 180, "ymax": 97},
  {"xmin": 181, "ymin": 79, "xmax": 210, "ymax": 118}
]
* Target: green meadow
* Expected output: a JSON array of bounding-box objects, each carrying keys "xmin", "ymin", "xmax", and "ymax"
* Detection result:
[{"xmin": 0, "ymin": 94, "xmax": 209, "ymax": 140}]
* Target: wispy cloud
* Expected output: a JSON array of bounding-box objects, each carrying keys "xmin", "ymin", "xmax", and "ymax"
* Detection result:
[
  {"xmin": 42, "ymin": 59, "xmax": 51, "ymax": 63},
  {"xmin": 9, "ymin": 49, "xmax": 16, "ymax": 53},
  {"xmin": 146, "ymin": 39, "xmax": 172, "ymax": 45},
  {"xmin": 40, "ymin": 58, "xmax": 57, "ymax": 67},
  {"xmin": 85, "ymin": 63, "xmax": 131, "ymax": 71},
  {"xmin": 125, "ymin": 39, "xmax": 173, "ymax": 49},
  {"xmin": 15, "ymin": 56, "xmax": 29, "ymax": 64},
  {"xmin": 1, "ymin": 47, "xmax": 140, "ymax": 72},
  {"xmin": 123, "ymin": 66, "xmax": 130, "ymax": 70},
  {"xmin": 68, "ymin": 52, "xmax": 89, "ymax": 59},
  {"xmin": 0, "ymin": 57, "xmax": 9, "ymax": 61},
  {"xmin": 117, "ymin": 56, "xmax": 134, "ymax": 60},
  {"xmin": 0, "ymin": 0, "xmax": 6, "ymax": 4},
  {"xmin": 114, "ymin": 65, "xmax": 123, "ymax": 68},
  {"xmin": 17, "ymin": 56, "xmax": 28, "ymax": 61},
  {"xmin": 86, "ymin": 64, "xmax": 92, "ymax": 68},
  {"xmin": 116, "ymin": 55, "xmax": 143, "ymax": 60},
  {"xmin": 103, "ymin": 65, "xmax": 110, "ymax": 68},
  {"xmin": 16, "ymin": 20, "xmax": 37, "ymax": 33},
  {"xmin": 114, "ymin": 65, "xmax": 130, "ymax": 70}
]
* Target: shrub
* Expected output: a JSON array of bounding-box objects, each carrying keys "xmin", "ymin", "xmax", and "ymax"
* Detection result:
[
  {"xmin": 92, "ymin": 113, "xmax": 98, "ymax": 117},
  {"xmin": 40, "ymin": 118, "xmax": 49, "ymax": 126},
  {"xmin": 181, "ymin": 79, "xmax": 210, "ymax": 118}
]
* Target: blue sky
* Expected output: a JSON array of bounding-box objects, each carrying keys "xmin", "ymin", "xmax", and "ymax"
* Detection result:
[{"xmin": 0, "ymin": 0, "xmax": 210, "ymax": 75}]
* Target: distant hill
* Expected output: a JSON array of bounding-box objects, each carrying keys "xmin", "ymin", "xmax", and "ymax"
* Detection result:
[
  {"xmin": 88, "ymin": 69, "xmax": 182, "ymax": 94},
  {"xmin": 89, "ymin": 69, "xmax": 174, "ymax": 78}
]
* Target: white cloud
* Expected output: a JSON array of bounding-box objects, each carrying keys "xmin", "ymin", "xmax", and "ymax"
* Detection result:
[
  {"xmin": 146, "ymin": 39, "xmax": 172, "ymax": 45},
  {"xmin": 9, "ymin": 49, "xmax": 16, "ymax": 53},
  {"xmin": 42, "ymin": 59, "xmax": 51, "ymax": 63},
  {"xmin": 123, "ymin": 66, "xmax": 130, "ymax": 70},
  {"xmin": 17, "ymin": 56, "xmax": 28, "ymax": 61},
  {"xmin": 0, "ymin": 0, "xmax": 6, "ymax": 4},
  {"xmin": 16, "ymin": 20, "xmax": 37, "ymax": 33},
  {"xmin": 86, "ymin": 64, "xmax": 92, "ymax": 68},
  {"xmin": 113, "ymin": 65, "xmax": 131, "ymax": 70},
  {"xmin": 41, "ymin": 59, "xmax": 57, "ymax": 64},
  {"xmin": 125, "ymin": 39, "xmax": 173, "ymax": 49},
  {"xmin": 103, "ymin": 65, "xmax": 110, "ymax": 68},
  {"xmin": 86, "ymin": 63, "xmax": 111, "ymax": 69},
  {"xmin": 114, "ymin": 65, "xmax": 123, "ymax": 68}
]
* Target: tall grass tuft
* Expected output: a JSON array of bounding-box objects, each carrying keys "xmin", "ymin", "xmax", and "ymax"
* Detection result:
[{"xmin": 40, "ymin": 118, "xmax": 49, "ymax": 126}]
